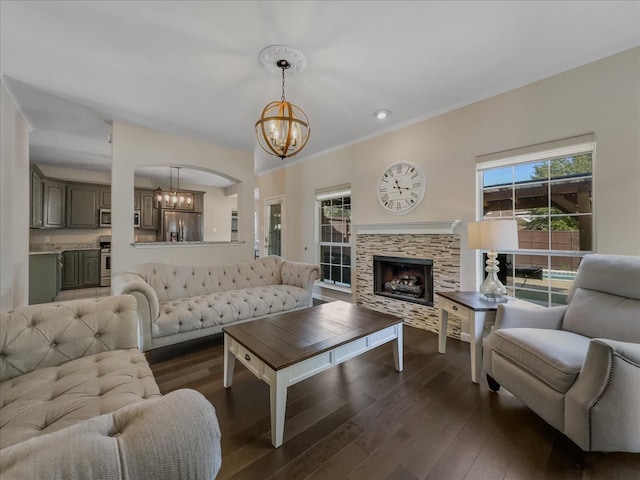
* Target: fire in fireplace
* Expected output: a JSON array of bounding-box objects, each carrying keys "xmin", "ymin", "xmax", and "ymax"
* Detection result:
[{"xmin": 373, "ymin": 255, "xmax": 434, "ymax": 306}]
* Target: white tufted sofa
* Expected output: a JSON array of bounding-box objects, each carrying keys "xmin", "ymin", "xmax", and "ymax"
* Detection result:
[
  {"xmin": 0, "ymin": 295, "xmax": 222, "ymax": 479},
  {"xmin": 112, "ymin": 255, "xmax": 321, "ymax": 351}
]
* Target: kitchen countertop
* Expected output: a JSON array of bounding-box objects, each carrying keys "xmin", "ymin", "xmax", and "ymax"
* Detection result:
[
  {"xmin": 132, "ymin": 241, "xmax": 245, "ymax": 248},
  {"xmin": 29, "ymin": 243, "xmax": 101, "ymax": 254}
]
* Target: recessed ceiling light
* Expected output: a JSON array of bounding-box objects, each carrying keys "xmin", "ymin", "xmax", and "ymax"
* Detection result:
[{"xmin": 374, "ymin": 109, "xmax": 391, "ymax": 120}]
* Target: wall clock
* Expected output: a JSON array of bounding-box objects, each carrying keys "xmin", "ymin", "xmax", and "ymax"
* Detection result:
[{"xmin": 377, "ymin": 161, "xmax": 426, "ymax": 215}]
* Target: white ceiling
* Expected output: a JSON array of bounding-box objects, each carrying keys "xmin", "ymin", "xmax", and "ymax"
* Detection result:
[{"xmin": 1, "ymin": 1, "xmax": 639, "ymax": 183}]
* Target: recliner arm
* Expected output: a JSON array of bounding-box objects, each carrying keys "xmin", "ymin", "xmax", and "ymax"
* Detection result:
[
  {"xmin": 565, "ymin": 338, "xmax": 640, "ymax": 452},
  {"xmin": 493, "ymin": 303, "xmax": 566, "ymax": 330}
]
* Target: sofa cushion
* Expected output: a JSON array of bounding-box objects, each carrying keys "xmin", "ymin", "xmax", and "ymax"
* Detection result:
[
  {"xmin": 0, "ymin": 349, "xmax": 160, "ymax": 450},
  {"xmin": 153, "ymin": 285, "xmax": 310, "ymax": 338},
  {"xmin": 491, "ymin": 328, "xmax": 591, "ymax": 393},
  {"xmin": 562, "ymin": 288, "xmax": 640, "ymax": 342}
]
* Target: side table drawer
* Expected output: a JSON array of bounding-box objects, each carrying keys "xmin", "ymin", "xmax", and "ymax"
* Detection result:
[
  {"xmin": 443, "ymin": 299, "xmax": 470, "ymax": 321},
  {"xmin": 235, "ymin": 343, "xmax": 263, "ymax": 378}
]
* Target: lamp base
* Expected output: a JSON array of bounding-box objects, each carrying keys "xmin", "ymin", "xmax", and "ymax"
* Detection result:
[
  {"xmin": 478, "ymin": 250, "xmax": 509, "ymax": 303},
  {"xmin": 479, "ymin": 293, "xmax": 509, "ymax": 303}
]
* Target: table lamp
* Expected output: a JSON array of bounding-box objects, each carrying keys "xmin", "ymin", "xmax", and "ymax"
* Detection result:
[{"xmin": 467, "ymin": 219, "xmax": 518, "ymax": 302}]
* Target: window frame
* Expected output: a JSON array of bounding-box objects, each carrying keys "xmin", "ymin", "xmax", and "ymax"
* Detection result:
[
  {"xmin": 316, "ymin": 186, "xmax": 352, "ymax": 291},
  {"xmin": 476, "ymin": 137, "xmax": 595, "ymax": 307}
]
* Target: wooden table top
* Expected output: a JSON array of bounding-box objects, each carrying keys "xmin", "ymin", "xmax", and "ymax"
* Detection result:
[{"xmin": 222, "ymin": 301, "xmax": 403, "ymax": 371}]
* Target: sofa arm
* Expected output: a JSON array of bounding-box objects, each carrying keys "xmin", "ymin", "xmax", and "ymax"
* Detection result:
[
  {"xmin": 493, "ymin": 304, "xmax": 567, "ymax": 331},
  {"xmin": 112, "ymin": 272, "xmax": 160, "ymax": 351},
  {"xmin": 565, "ymin": 339, "xmax": 640, "ymax": 452},
  {"xmin": 0, "ymin": 389, "xmax": 222, "ymax": 479},
  {"xmin": 281, "ymin": 260, "xmax": 321, "ymax": 306}
]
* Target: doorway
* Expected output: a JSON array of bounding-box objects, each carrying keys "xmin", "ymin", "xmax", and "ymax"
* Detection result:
[{"xmin": 265, "ymin": 196, "xmax": 285, "ymax": 257}]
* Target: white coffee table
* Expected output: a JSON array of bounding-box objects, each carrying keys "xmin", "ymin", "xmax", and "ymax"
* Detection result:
[{"xmin": 223, "ymin": 301, "xmax": 403, "ymax": 447}]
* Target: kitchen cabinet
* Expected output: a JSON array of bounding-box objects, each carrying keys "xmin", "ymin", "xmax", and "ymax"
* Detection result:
[
  {"xmin": 134, "ymin": 191, "xmax": 141, "ymax": 210},
  {"xmin": 139, "ymin": 190, "xmax": 158, "ymax": 230},
  {"xmin": 61, "ymin": 251, "xmax": 80, "ymax": 288},
  {"xmin": 66, "ymin": 184, "xmax": 99, "ymax": 228},
  {"xmin": 81, "ymin": 250, "xmax": 100, "ymax": 286},
  {"xmin": 193, "ymin": 192, "xmax": 205, "ymax": 213},
  {"xmin": 29, "ymin": 253, "xmax": 62, "ymax": 304},
  {"xmin": 61, "ymin": 249, "xmax": 100, "ymax": 290},
  {"xmin": 30, "ymin": 167, "xmax": 44, "ymax": 228},
  {"xmin": 42, "ymin": 180, "xmax": 66, "ymax": 228},
  {"xmin": 98, "ymin": 186, "xmax": 111, "ymax": 209},
  {"xmin": 30, "ymin": 166, "xmax": 65, "ymax": 229}
]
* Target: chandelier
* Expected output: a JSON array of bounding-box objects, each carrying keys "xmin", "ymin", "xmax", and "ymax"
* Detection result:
[
  {"xmin": 255, "ymin": 48, "xmax": 310, "ymax": 160},
  {"xmin": 155, "ymin": 167, "xmax": 193, "ymax": 210}
]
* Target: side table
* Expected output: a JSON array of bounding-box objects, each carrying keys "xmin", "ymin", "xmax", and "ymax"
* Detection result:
[{"xmin": 437, "ymin": 291, "xmax": 503, "ymax": 384}]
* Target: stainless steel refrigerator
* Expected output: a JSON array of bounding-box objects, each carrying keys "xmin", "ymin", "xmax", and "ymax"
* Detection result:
[{"xmin": 158, "ymin": 211, "xmax": 203, "ymax": 242}]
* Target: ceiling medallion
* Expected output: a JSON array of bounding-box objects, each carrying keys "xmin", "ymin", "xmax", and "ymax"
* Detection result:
[
  {"xmin": 256, "ymin": 45, "xmax": 311, "ymax": 160},
  {"xmin": 258, "ymin": 45, "xmax": 307, "ymax": 75}
]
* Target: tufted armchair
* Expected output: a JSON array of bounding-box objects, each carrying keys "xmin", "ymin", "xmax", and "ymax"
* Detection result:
[
  {"xmin": 483, "ymin": 254, "xmax": 640, "ymax": 452},
  {"xmin": 113, "ymin": 255, "xmax": 320, "ymax": 351},
  {"xmin": 0, "ymin": 295, "xmax": 222, "ymax": 479}
]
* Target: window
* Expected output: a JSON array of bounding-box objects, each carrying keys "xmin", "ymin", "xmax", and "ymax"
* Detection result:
[
  {"xmin": 317, "ymin": 187, "xmax": 351, "ymax": 288},
  {"xmin": 477, "ymin": 136, "xmax": 594, "ymax": 306}
]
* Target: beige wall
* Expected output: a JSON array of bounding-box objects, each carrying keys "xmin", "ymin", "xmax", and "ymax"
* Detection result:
[
  {"xmin": 111, "ymin": 121, "xmax": 254, "ymax": 275},
  {"xmin": 257, "ymin": 47, "xmax": 640, "ymax": 297},
  {"xmin": 0, "ymin": 83, "xmax": 30, "ymax": 308}
]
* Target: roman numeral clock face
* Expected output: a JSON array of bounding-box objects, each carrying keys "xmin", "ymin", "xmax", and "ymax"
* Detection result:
[{"xmin": 378, "ymin": 161, "xmax": 426, "ymax": 215}]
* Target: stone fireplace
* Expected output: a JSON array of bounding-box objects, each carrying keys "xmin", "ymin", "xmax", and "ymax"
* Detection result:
[
  {"xmin": 373, "ymin": 255, "xmax": 434, "ymax": 306},
  {"xmin": 356, "ymin": 221, "xmax": 462, "ymax": 337}
]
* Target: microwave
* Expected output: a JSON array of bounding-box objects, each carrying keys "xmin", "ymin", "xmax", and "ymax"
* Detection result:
[
  {"xmin": 100, "ymin": 209, "xmax": 141, "ymax": 228},
  {"xmin": 99, "ymin": 209, "xmax": 111, "ymax": 227}
]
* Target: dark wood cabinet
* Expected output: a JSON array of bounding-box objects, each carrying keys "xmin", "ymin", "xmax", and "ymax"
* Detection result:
[
  {"xmin": 66, "ymin": 184, "xmax": 98, "ymax": 228},
  {"xmin": 61, "ymin": 249, "xmax": 100, "ymax": 290},
  {"xmin": 42, "ymin": 180, "xmax": 66, "ymax": 228}
]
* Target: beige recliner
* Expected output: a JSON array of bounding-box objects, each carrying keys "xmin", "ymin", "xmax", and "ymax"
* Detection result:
[{"xmin": 483, "ymin": 254, "xmax": 640, "ymax": 452}]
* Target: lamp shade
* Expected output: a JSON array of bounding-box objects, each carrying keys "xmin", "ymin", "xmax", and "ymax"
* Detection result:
[{"xmin": 467, "ymin": 219, "xmax": 518, "ymax": 250}]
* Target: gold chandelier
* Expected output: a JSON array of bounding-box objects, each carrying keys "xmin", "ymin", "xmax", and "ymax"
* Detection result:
[{"xmin": 255, "ymin": 59, "xmax": 310, "ymax": 160}]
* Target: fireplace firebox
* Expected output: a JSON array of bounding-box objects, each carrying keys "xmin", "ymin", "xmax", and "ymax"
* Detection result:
[{"xmin": 373, "ymin": 255, "xmax": 434, "ymax": 306}]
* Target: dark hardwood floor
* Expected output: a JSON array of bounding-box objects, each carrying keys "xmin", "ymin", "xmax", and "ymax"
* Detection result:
[{"xmin": 150, "ymin": 325, "xmax": 640, "ymax": 480}]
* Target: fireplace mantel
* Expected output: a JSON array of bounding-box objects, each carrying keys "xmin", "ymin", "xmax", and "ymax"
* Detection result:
[{"xmin": 354, "ymin": 220, "xmax": 461, "ymax": 235}]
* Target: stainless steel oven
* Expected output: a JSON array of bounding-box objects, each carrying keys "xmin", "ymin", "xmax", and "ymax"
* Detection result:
[{"xmin": 99, "ymin": 235, "xmax": 111, "ymax": 287}]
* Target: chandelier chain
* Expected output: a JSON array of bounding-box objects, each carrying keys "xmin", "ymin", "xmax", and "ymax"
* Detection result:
[{"xmin": 281, "ymin": 66, "xmax": 286, "ymax": 102}]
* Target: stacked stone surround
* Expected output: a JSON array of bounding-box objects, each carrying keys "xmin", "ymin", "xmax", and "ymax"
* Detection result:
[{"xmin": 356, "ymin": 233, "xmax": 462, "ymax": 338}]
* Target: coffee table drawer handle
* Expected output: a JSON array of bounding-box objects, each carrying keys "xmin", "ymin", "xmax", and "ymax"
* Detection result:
[
  {"xmin": 245, "ymin": 353, "xmax": 251, "ymax": 361},
  {"xmin": 452, "ymin": 305, "xmax": 458, "ymax": 311}
]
